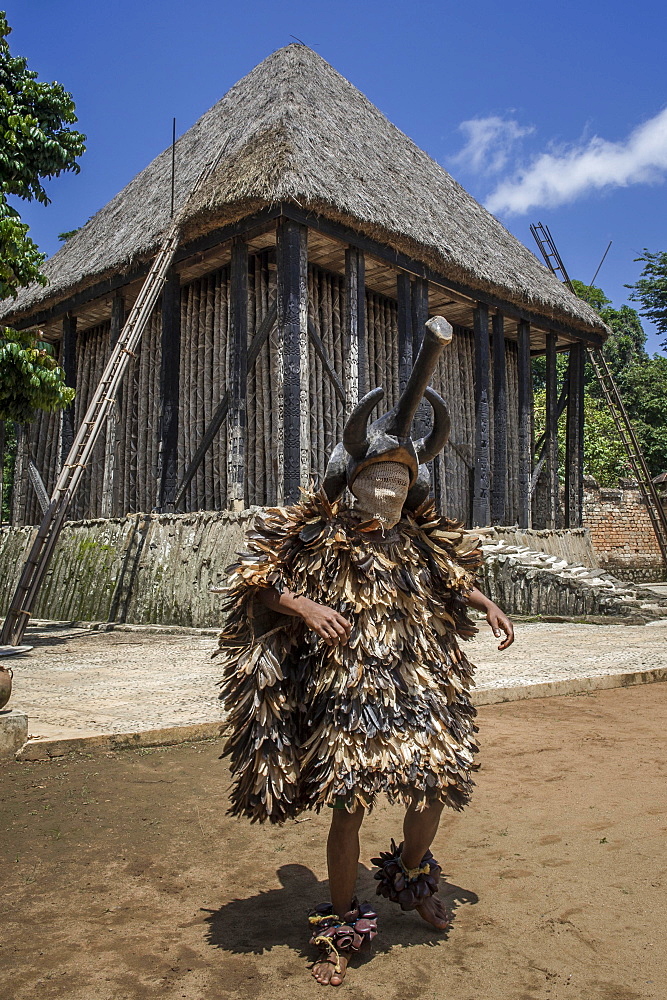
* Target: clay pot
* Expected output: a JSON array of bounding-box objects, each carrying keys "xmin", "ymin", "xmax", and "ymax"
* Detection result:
[{"xmin": 0, "ymin": 666, "xmax": 13, "ymax": 710}]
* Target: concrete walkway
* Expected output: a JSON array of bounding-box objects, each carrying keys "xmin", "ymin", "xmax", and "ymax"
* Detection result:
[{"xmin": 4, "ymin": 616, "xmax": 667, "ymax": 757}]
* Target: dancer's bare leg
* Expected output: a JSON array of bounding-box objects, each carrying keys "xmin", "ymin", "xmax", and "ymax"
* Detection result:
[
  {"xmin": 311, "ymin": 805, "xmax": 365, "ymax": 986},
  {"xmin": 401, "ymin": 799, "xmax": 451, "ymax": 930}
]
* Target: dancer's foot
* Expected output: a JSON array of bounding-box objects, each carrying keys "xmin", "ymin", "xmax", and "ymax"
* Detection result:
[
  {"xmin": 311, "ymin": 950, "xmax": 349, "ymax": 986},
  {"xmin": 415, "ymin": 893, "xmax": 451, "ymax": 931}
]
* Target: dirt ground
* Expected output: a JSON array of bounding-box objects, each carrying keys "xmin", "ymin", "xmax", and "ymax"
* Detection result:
[{"xmin": 1, "ymin": 684, "xmax": 666, "ymax": 1000}]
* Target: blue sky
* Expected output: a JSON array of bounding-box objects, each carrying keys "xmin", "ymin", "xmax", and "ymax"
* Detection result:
[{"xmin": 5, "ymin": 0, "xmax": 667, "ymax": 352}]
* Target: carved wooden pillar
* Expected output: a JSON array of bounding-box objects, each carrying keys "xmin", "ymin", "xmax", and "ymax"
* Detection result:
[
  {"xmin": 491, "ymin": 311, "xmax": 507, "ymax": 525},
  {"xmin": 517, "ymin": 319, "xmax": 533, "ymax": 529},
  {"xmin": 60, "ymin": 313, "xmax": 77, "ymax": 467},
  {"xmin": 101, "ymin": 292, "xmax": 125, "ymax": 517},
  {"xmin": 565, "ymin": 341, "xmax": 585, "ymax": 527},
  {"xmin": 227, "ymin": 238, "xmax": 249, "ymax": 510},
  {"xmin": 397, "ymin": 272, "xmax": 412, "ymax": 393},
  {"xmin": 344, "ymin": 247, "xmax": 366, "ymax": 411},
  {"xmin": 545, "ymin": 331, "xmax": 559, "ymax": 528},
  {"xmin": 472, "ymin": 302, "xmax": 491, "ymax": 526},
  {"xmin": 277, "ymin": 218, "xmax": 308, "ymax": 504}
]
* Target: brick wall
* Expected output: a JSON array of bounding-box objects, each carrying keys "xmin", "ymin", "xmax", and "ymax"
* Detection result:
[{"xmin": 583, "ymin": 481, "xmax": 665, "ymax": 582}]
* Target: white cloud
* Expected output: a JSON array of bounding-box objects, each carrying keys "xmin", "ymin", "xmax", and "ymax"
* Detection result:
[
  {"xmin": 451, "ymin": 116, "xmax": 535, "ymax": 174},
  {"xmin": 486, "ymin": 107, "xmax": 667, "ymax": 216}
]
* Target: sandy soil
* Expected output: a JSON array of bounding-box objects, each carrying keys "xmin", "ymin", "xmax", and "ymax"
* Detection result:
[{"xmin": 1, "ymin": 684, "xmax": 666, "ymax": 1000}]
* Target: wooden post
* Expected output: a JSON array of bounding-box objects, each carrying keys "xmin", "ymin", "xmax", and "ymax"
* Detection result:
[
  {"xmin": 491, "ymin": 311, "xmax": 507, "ymax": 525},
  {"xmin": 155, "ymin": 274, "xmax": 181, "ymax": 512},
  {"xmin": 472, "ymin": 302, "xmax": 491, "ymax": 526},
  {"xmin": 60, "ymin": 313, "xmax": 77, "ymax": 466},
  {"xmin": 344, "ymin": 247, "xmax": 366, "ymax": 410},
  {"xmin": 11, "ymin": 423, "xmax": 29, "ymax": 526},
  {"xmin": 101, "ymin": 293, "xmax": 125, "ymax": 517},
  {"xmin": 397, "ymin": 272, "xmax": 412, "ymax": 393},
  {"xmin": 227, "ymin": 238, "xmax": 249, "ymax": 510},
  {"xmin": 545, "ymin": 331, "xmax": 559, "ymax": 528},
  {"xmin": 565, "ymin": 341, "xmax": 585, "ymax": 527},
  {"xmin": 411, "ymin": 278, "xmax": 431, "ymax": 441},
  {"xmin": 517, "ymin": 319, "xmax": 533, "ymax": 529},
  {"xmin": 277, "ymin": 218, "xmax": 308, "ymax": 504}
]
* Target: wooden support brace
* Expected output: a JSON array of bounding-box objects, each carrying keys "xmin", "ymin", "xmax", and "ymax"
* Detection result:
[
  {"xmin": 491, "ymin": 312, "xmax": 507, "ymax": 525},
  {"xmin": 307, "ymin": 317, "xmax": 346, "ymax": 404},
  {"xmin": 472, "ymin": 302, "xmax": 491, "ymax": 527}
]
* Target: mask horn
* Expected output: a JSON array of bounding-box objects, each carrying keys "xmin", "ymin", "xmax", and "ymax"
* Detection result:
[
  {"xmin": 414, "ymin": 388, "xmax": 451, "ymax": 463},
  {"xmin": 342, "ymin": 387, "xmax": 384, "ymax": 459}
]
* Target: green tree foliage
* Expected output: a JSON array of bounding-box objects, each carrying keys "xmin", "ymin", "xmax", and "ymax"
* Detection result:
[
  {"xmin": 533, "ymin": 387, "xmax": 629, "ymax": 487},
  {"xmin": 0, "ymin": 328, "xmax": 73, "ymax": 423},
  {"xmin": 0, "ymin": 10, "xmax": 85, "ymax": 298},
  {"xmin": 534, "ymin": 278, "xmax": 667, "ymax": 483},
  {"xmin": 626, "ymin": 250, "xmax": 667, "ymax": 347}
]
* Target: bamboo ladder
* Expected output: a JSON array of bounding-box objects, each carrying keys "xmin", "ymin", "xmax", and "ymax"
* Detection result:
[
  {"xmin": 1, "ymin": 147, "xmax": 227, "ymax": 648},
  {"xmin": 531, "ymin": 221, "xmax": 667, "ymax": 561}
]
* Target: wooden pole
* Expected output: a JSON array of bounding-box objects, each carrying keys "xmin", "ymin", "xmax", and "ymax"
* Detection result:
[
  {"xmin": 565, "ymin": 341, "xmax": 585, "ymax": 527},
  {"xmin": 411, "ymin": 278, "xmax": 431, "ymax": 441},
  {"xmin": 472, "ymin": 302, "xmax": 491, "ymax": 526},
  {"xmin": 517, "ymin": 319, "xmax": 533, "ymax": 529},
  {"xmin": 101, "ymin": 293, "xmax": 124, "ymax": 516},
  {"xmin": 227, "ymin": 238, "xmax": 249, "ymax": 510},
  {"xmin": 11, "ymin": 423, "xmax": 29, "ymax": 526},
  {"xmin": 155, "ymin": 273, "xmax": 181, "ymax": 511},
  {"xmin": 545, "ymin": 331, "xmax": 559, "ymax": 528},
  {"xmin": 60, "ymin": 313, "xmax": 77, "ymax": 466},
  {"xmin": 397, "ymin": 272, "xmax": 413, "ymax": 393},
  {"xmin": 344, "ymin": 247, "xmax": 366, "ymax": 411},
  {"xmin": 491, "ymin": 311, "xmax": 507, "ymax": 525},
  {"xmin": 277, "ymin": 218, "xmax": 308, "ymax": 503}
]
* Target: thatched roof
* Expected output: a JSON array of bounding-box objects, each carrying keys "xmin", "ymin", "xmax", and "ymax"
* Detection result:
[{"xmin": 1, "ymin": 44, "xmax": 605, "ymax": 335}]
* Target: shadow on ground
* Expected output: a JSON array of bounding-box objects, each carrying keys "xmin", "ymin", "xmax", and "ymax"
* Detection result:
[{"xmin": 203, "ymin": 862, "xmax": 479, "ymax": 960}]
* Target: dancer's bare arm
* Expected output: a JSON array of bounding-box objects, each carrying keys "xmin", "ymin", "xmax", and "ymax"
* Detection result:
[
  {"xmin": 257, "ymin": 586, "xmax": 351, "ymax": 645},
  {"xmin": 465, "ymin": 586, "xmax": 514, "ymax": 649}
]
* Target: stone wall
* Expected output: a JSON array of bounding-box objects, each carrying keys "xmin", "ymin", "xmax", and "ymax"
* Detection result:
[
  {"xmin": 583, "ymin": 482, "xmax": 666, "ymax": 582},
  {"xmin": 0, "ymin": 510, "xmax": 253, "ymax": 628}
]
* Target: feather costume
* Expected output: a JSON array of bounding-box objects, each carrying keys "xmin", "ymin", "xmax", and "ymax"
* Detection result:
[{"xmin": 215, "ymin": 488, "xmax": 483, "ymax": 825}]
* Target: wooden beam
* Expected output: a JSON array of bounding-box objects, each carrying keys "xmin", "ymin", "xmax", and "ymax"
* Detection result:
[
  {"xmin": 307, "ymin": 318, "xmax": 345, "ymax": 404},
  {"xmin": 517, "ymin": 319, "xmax": 533, "ymax": 529},
  {"xmin": 60, "ymin": 313, "xmax": 77, "ymax": 466},
  {"xmin": 280, "ymin": 206, "xmax": 607, "ymax": 346},
  {"xmin": 5, "ymin": 207, "xmax": 282, "ymax": 332},
  {"xmin": 101, "ymin": 292, "xmax": 124, "ymax": 517},
  {"xmin": 545, "ymin": 330, "xmax": 559, "ymax": 528},
  {"xmin": 491, "ymin": 312, "xmax": 507, "ymax": 525},
  {"xmin": 227, "ymin": 238, "xmax": 249, "ymax": 510},
  {"xmin": 344, "ymin": 247, "xmax": 366, "ymax": 409},
  {"xmin": 397, "ymin": 272, "xmax": 413, "ymax": 392},
  {"xmin": 155, "ymin": 275, "xmax": 181, "ymax": 512},
  {"xmin": 472, "ymin": 303, "xmax": 491, "ymax": 526},
  {"xmin": 277, "ymin": 218, "xmax": 308, "ymax": 504},
  {"xmin": 565, "ymin": 343, "xmax": 585, "ymax": 527}
]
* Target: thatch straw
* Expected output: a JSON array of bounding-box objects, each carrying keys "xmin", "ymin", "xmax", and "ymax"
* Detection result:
[{"xmin": 2, "ymin": 45, "xmax": 604, "ymax": 337}]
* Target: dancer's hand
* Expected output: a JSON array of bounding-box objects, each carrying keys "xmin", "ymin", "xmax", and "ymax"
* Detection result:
[
  {"xmin": 299, "ymin": 599, "xmax": 352, "ymax": 646},
  {"xmin": 486, "ymin": 606, "xmax": 514, "ymax": 650}
]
